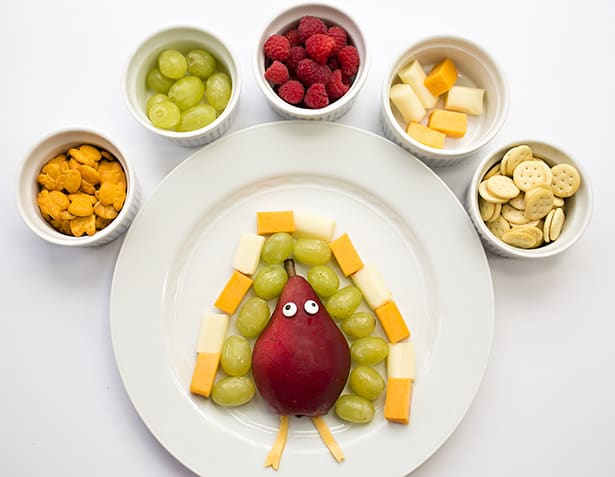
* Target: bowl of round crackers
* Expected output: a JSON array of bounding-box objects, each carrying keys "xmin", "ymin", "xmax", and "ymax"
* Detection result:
[
  {"xmin": 16, "ymin": 126, "xmax": 140, "ymax": 247},
  {"xmin": 466, "ymin": 140, "xmax": 592, "ymax": 258}
]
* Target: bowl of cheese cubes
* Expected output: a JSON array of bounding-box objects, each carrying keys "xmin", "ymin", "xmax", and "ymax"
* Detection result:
[
  {"xmin": 381, "ymin": 35, "xmax": 509, "ymax": 168},
  {"xmin": 466, "ymin": 140, "xmax": 593, "ymax": 258}
]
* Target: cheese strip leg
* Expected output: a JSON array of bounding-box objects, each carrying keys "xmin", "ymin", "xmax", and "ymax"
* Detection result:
[
  {"xmin": 189, "ymin": 313, "xmax": 229, "ymax": 398},
  {"xmin": 312, "ymin": 416, "xmax": 344, "ymax": 462},
  {"xmin": 264, "ymin": 415, "xmax": 289, "ymax": 470},
  {"xmin": 384, "ymin": 341, "xmax": 416, "ymax": 425}
]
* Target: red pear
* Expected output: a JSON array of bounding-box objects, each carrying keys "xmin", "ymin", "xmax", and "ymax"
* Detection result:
[{"xmin": 252, "ymin": 259, "xmax": 350, "ymax": 416}]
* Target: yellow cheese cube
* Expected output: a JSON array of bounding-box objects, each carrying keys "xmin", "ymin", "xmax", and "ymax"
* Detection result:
[
  {"xmin": 384, "ymin": 377, "xmax": 413, "ymax": 424},
  {"xmin": 424, "ymin": 58, "xmax": 458, "ymax": 96},
  {"xmin": 374, "ymin": 300, "xmax": 410, "ymax": 343},
  {"xmin": 214, "ymin": 270, "xmax": 253, "ymax": 314},
  {"xmin": 406, "ymin": 122, "xmax": 446, "ymax": 149},
  {"xmin": 329, "ymin": 233, "xmax": 363, "ymax": 277},
  {"xmin": 256, "ymin": 210, "xmax": 296, "ymax": 235},
  {"xmin": 428, "ymin": 109, "xmax": 467, "ymax": 138},
  {"xmin": 190, "ymin": 352, "xmax": 221, "ymax": 398}
]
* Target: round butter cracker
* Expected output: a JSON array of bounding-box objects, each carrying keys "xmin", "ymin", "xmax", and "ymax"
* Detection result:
[
  {"xmin": 486, "ymin": 175, "xmax": 520, "ymax": 200},
  {"xmin": 549, "ymin": 207, "xmax": 565, "ymax": 241},
  {"xmin": 501, "ymin": 203, "xmax": 530, "ymax": 225},
  {"xmin": 553, "ymin": 196, "xmax": 565, "ymax": 207},
  {"xmin": 479, "ymin": 197, "xmax": 502, "ymax": 222},
  {"xmin": 513, "ymin": 160, "xmax": 553, "ymax": 191},
  {"xmin": 524, "ymin": 187, "xmax": 554, "ymax": 220},
  {"xmin": 479, "ymin": 181, "xmax": 507, "ymax": 204},
  {"xmin": 543, "ymin": 209, "xmax": 555, "ymax": 243},
  {"xmin": 509, "ymin": 192, "xmax": 525, "ymax": 210},
  {"xmin": 503, "ymin": 145, "xmax": 533, "ymax": 176},
  {"xmin": 500, "ymin": 228, "xmax": 540, "ymax": 249},
  {"xmin": 486, "ymin": 215, "xmax": 511, "ymax": 239},
  {"xmin": 484, "ymin": 163, "xmax": 502, "ymax": 180},
  {"xmin": 551, "ymin": 163, "xmax": 581, "ymax": 198}
]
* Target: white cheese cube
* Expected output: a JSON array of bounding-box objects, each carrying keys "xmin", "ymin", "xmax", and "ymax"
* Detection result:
[
  {"xmin": 196, "ymin": 313, "xmax": 229, "ymax": 353},
  {"xmin": 398, "ymin": 60, "xmax": 438, "ymax": 109},
  {"xmin": 232, "ymin": 233, "xmax": 265, "ymax": 275},
  {"xmin": 444, "ymin": 86, "xmax": 485, "ymax": 115},
  {"xmin": 389, "ymin": 83, "xmax": 426, "ymax": 123},
  {"xmin": 351, "ymin": 262, "xmax": 392, "ymax": 309},
  {"xmin": 293, "ymin": 211, "xmax": 336, "ymax": 241},
  {"xmin": 387, "ymin": 341, "xmax": 416, "ymax": 379}
]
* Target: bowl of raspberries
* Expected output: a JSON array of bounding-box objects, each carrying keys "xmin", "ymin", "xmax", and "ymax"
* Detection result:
[{"xmin": 253, "ymin": 3, "xmax": 369, "ymax": 120}]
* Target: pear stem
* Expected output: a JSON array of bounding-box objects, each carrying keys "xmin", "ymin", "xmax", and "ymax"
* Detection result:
[{"xmin": 284, "ymin": 258, "xmax": 296, "ymax": 277}]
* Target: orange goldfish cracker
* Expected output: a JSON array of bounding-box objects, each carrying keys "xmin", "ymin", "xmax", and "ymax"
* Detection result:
[
  {"xmin": 329, "ymin": 233, "xmax": 363, "ymax": 277},
  {"xmin": 68, "ymin": 195, "xmax": 94, "ymax": 217},
  {"xmin": 63, "ymin": 169, "xmax": 82, "ymax": 193},
  {"xmin": 190, "ymin": 313, "xmax": 229, "ymax": 398},
  {"xmin": 424, "ymin": 58, "xmax": 458, "ymax": 96},
  {"xmin": 406, "ymin": 122, "xmax": 446, "ymax": 149},
  {"xmin": 93, "ymin": 201, "xmax": 118, "ymax": 220},
  {"xmin": 214, "ymin": 271, "xmax": 253, "ymax": 314},
  {"xmin": 384, "ymin": 341, "xmax": 416, "ymax": 425},
  {"xmin": 428, "ymin": 109, "xmax": 467, "ymax": 138},
  {"xmin": 256, "ymin": 210, "xmax": 296, "ymax": 235},
  {"xmin": 70, "ymin": 214, "xmax": 96, "ymax": 237}
]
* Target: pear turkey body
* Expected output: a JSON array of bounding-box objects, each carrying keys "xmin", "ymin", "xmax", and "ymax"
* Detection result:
[{"xmin": 252, "ymin": 267, "xmax": 351, "ymax": 417}]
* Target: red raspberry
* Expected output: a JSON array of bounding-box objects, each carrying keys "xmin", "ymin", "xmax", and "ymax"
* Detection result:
[
  {"xmin": 326, "ymin": 55, "xmax": 340, "ymax": 71},
  {"xmin": 285, "ymin": 28, "xmax": 301, "ymax": 47},
  {"xmin": 285, "ymin": 46, "xmax": 307, "ymax": 73},
  {"xmin": 337, "ymin": 45, "xmax": 360, "ymax": 77},
  {"xmin": 264, "ymin": 60, "xmax": 289, "ymax": 85},
  {"xmin": 326, "ymin": 69, "xmax": 349, "ymax": 100},
  {"xmin": 296, "ymin": 59, "xmax": 332, "ymax": 86},
  {"xmin": 278, "ymin": 80, "xmax": 305, "ymax": 105},
  {"xmin": 305, "ymin": 33, "xmax": 336, "ymax": 64},
  {"xmin": 304, "ymin": 83, "xmax": 329, "ymax": 109},
  {"xmin": 264, "ymin": 34, "xmax": 291, "ymax": 62},
  {"xmin": 297, "ymin": 15, "xmax": 328, "ymax": 43},
  {"xmin": 328, "ymin": 26, "xmax": 347, "ymax": 54}
]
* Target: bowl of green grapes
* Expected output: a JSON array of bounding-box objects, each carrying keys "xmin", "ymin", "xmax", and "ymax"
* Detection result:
[{"xmin": 123, "ymin": 26, "xmax": 241, "ymax": 147}]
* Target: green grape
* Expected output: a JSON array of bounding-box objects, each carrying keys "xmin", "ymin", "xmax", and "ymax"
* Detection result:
[
  {"xmin": 176, "ymin": 104, "xmax": 217, "ymax": 132},
  {"xmin": 158, "ymin": 49, "xmax": 187, "ymax": 79},
  {"xmin": 350, "ymin": 336, "xmax": 389, "ymax": 366},
  {"xmin": 168, "ymin": 76, "xmax": 205, "ymax": 111},
  {"xmin": 341, "ymin": 312, "xmax": 376, "ymax": 339},
  {"xmin": 293, "ymin": 238, "xmax": 331, "ymax": 266},
  {"xmin": 325, "ymin": 286, "xmax": 362, "ymax": 319},
  {"xmin": 261, "ymin": 233, "xmax": 293, "ymax": 264},
  {"xmin": 349, "ymin": 366, "xmax": 385, "ymax": 400},
  {"xmin": 236, "ymin": 297, "xmax": 270, "ymax": 338},
  {"xmin": 211, "ymin": 376, "xmax": 255, "ymax": 407},
  {"xmin": 146, "ymin": 93, "xmax": 169, "ymax": 114},
  {"xmin": 307, "ymin": 265, "xmax": 339, "ymax": 297},
  {"xmin": 206, "ymin": 72, "xmax": 232, "ymax": 111},
  {"xmin": 148, "ymin": 101, "xmax": 181, "ymax": 129},
  {"xmin": 253, "ymin": 265, "xmax": 288, "ymax": 301},
  {"xmin": 145, "ymin": 68, "xmax": 175, "ymax": 94},
  {"xmin": 220, "ymin": 335, "xmax": 252, "ymax": 377},
  {"xmin": 335, "ymin": 394, "xmax": 375, "ymax": 424},
  {"xmin": 187, "ymin": 48, "xmax": 217, "ymax": 78}
]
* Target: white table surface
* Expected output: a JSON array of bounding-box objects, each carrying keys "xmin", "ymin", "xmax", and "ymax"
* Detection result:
[{"xmin": 3, "ymin": 0, "xmax": 614, "ymax": 475}]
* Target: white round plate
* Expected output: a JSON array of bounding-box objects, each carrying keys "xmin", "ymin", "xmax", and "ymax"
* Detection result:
[{"xmin": 110, "ymin": 121, "xmax": 494, "ymax": 477}]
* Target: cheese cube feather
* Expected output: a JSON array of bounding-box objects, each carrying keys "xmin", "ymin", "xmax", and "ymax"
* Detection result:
[
  {"xmin": 232, "ymin": 233, "xmax": 266, "ymax": 275},
  {"xmin": 351, "ymin": 263, "xmax": 392, "ymax": 309}
]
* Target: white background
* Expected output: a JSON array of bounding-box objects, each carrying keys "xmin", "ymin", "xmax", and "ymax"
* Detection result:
[{"xmin": 2, "ymin": 0, "xmax": 614, "ymax": 475}]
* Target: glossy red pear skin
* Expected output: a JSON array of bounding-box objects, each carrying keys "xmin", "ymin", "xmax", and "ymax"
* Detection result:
[{"xmin": 252, "ymin": 274, "xmax": 350, "ymax": 417}]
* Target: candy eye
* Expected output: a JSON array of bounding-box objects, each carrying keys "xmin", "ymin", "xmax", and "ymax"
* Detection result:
[
  {"xmin": 304, "ymin": 300, "xmax": 319, "ymax": 315},
  {"xmin": 282, "ymin": 302, "xmax": 297, "ymax": 318}
]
